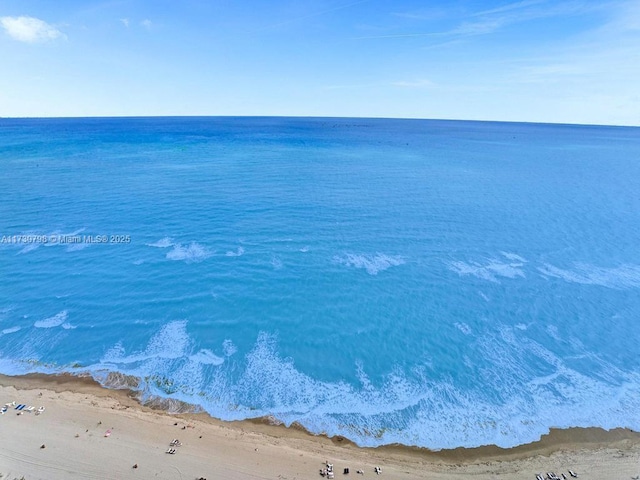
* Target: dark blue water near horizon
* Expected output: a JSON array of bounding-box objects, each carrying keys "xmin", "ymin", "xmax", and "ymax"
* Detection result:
[{"xmin": 1, "ymin": 116, "xmax": 639, "ymax": 449}]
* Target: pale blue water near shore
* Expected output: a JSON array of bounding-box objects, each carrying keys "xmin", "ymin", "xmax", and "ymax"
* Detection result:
[{"xmin": 1, "ymin": 117, "xmax": 640, "ymax": 449}]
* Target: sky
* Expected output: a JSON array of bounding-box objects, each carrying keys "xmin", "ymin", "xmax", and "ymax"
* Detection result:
[{"xmin": 1, "ymin": 0, "xmax": 639, "ymax": 125}]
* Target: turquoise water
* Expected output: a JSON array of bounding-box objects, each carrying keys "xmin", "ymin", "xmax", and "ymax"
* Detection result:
[{"xmin": 1, "ymin": 117, "xmax": 639, "ymax": 449}]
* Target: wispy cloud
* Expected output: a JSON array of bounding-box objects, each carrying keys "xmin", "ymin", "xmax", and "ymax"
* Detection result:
[
  {"xmin": 444, "ymin": 0, "xmax": 598, "ymax": 38},
  {"xmin": 509, "ymin": 1, "xmax": 640, "ymax": 80},
  {"xmin": 357, "ymin": 0, "xmax": 597, "ymax": 40},
  {"xmin": 141, "ymin": 19, "xmax": 152, "ymax": 30},
  {"xmin": 120, "ymin": 18, "xmax": 130, "ymax": 28},
  {"xmin": 516, "ymin": 63, "xmax": 586, "ymax": 82},
  {"xmin": 392, "ymin": 7, "xmax": 449, "ymax": 21},
  {"xmin": 471, "ymin": 0, "xmax": 548, "ymax": 17},
  {"xmin": 600, "ymin": 0, "xmax": 640, "ymax": 32},
  {"xmin": 0, "ymin": 16, "xmax": 65, "ymax": 43},
  {"xmin": 354, "ymin": 31, "xmax": 440, "ymax": 39}
]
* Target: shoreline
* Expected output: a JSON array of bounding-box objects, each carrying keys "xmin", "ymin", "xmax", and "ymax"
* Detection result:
[{"xmin": 2, "ymin": 373, "xmax": 640, "ymax": 479}]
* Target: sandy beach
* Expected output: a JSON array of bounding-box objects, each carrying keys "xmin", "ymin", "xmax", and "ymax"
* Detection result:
[{"xmin": 1, "ymin": 374, "xmax": 639, "ymax": 480}]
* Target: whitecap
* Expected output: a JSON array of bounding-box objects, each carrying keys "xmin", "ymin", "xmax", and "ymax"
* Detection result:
[
  {"xmin": 189, "ymin": 349, "xmax": 224, "ymax": 366},
  {"xmin": 101, "ymin": 320, "xmax": 191, "ymax": 364},
  {"xmin": 61, "ymin": 323, "xmax": 77, "ymax": 330},
  {"xmin": 501, "ymin": 252, "xmax": 527, "ymax": 263},
  {"xmin": 147, "ymin": 237, "xmax": 174, "ymax": 248},
  {"xmin": 223, "ymin": 339, "xmax": 237, "ymax": 357},
  {"xmin": 166, "ymin": 242, "xmax": 212, "ymax": 263},
  {"xmin": 225, "ymin": 246, "xmax": 245, "ymax": 257},
  {"xmin": 271, "ymin": 256, "xmax": 283, "ymax": 270},
  {"xmin": 334, "ymin": 253, "xmax": 405, "ymax": 275},
  {"xmin": 34, "ymin": 311, "xmax": 68, "ymax": 328},
  {"xmin": 448, "ymin": 258, "xmax": 525, "ymax": 283}
]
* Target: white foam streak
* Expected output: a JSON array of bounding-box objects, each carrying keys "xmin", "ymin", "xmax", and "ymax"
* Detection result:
[
  {"xmin": 147, "ymin": 237, "xmax": 174, "ymax": 248},
  {"xmin": 102, "ymin": 321, "xmax": 191, "ymax": 364},
  {"xmin": 538, "ymin": 262, "xmax": 640, "ymax": 289},
  {"xmin": 18, "ymin": 243, "xmax": 40, "ymax": 254},
  {"xmin": 223, "ymin": 339, "xmax": 237, "ymax": 357},
  {"xmin": 501, "ymin": 252, "xmax": 527, "ymax": 262},
  {"xmin": 448, "ymin": 258, "xmax": 525, "ymax": 282},
  {"xmin": 166, "ymin": 242, "xmax": 212, "ymax": 263},
  {"xmin": 334, "ymin": 253, "xmax": 405, "ymax": 275},
  {"xmin": 34, "ymin": 310, "xmax": 68, "ymax": 328},
  {"xmin": 454, "ymin": 322, "xmax": 472, "ymax": 335},
  {"xmin": 1, "ymin": 326, "xmax": 21, "ymax": 335},
  {"xmin": 225, "ymin": 246, "xmax": 245, "ymax": 257},
  {"xmin": 189, "ymin": 349, "xmax": 224, "ymax": 365}
]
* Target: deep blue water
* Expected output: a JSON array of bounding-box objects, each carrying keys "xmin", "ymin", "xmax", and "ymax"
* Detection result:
[{"xmin": 1, "ymin": 117, "xmax": 639, "ymax": 449}]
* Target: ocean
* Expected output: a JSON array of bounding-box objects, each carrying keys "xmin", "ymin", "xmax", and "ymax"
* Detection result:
[{"xmin": 1, "ymin": 116, "xmax": 639, "ymax": 450}]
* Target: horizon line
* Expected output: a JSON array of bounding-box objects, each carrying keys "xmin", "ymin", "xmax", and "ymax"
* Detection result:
[{"xmin": 0, "ymin": 114, "xmax": 637, "ymax": 129}]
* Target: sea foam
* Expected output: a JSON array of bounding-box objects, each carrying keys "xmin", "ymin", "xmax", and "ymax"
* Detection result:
[
  {"xmin": 2, "ymin": 117, "xmax": 640, "ymax": 451},
  {"xmin": 166, "ymin": 242, "xmax": 212, "ymax": 263},
  {"xmin": 333, "ymin": 253, "xmax": 405, "ymax": 275},
  {"xmin": 34, "ymin": 311, "xmax": 68, "ymax": 329}
]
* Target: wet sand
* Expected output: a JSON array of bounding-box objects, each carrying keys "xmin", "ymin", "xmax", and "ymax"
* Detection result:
[{"xmin": 1, "ymin": 373, "xmax": 639, "ymax": 480}]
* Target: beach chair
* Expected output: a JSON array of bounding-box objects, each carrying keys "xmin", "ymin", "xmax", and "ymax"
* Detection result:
[
  {"xmin": 104, "ymin": 429, "xmax": 112, "ymax": 437},
  {"xmin": 25, "ymin": 406, "xmax": 35, "ymax": 412},
  {"xmin": 568, "ymin": 470, "xmax": 578, "ymax": 478},
  {"xmin": 35, "ymin": 406, "xmax": 45, "ymax": 415}
]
